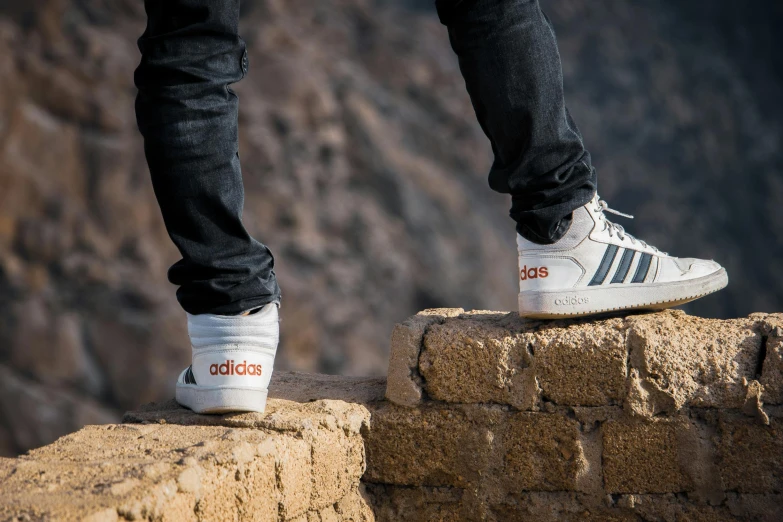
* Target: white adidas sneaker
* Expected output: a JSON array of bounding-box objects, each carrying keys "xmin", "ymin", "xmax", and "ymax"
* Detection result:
[
  {"xmin": 518, "ymin": 195, "xmax": 728, "ymax": 318},
  {"xmin": 175, "ymin": 303, "xmax": 279, "ymax": 414}
]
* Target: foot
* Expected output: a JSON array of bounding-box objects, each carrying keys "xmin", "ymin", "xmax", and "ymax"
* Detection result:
[
  {"xmin": 517, "ymin": 195, "xmax": 728, "ymax": 319},
  {"xmin": 175, "ymin": 303, "xmax": 279, "ymax": 414}
]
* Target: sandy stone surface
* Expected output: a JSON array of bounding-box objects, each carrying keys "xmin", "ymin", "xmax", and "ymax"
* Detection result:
[
  {"xmin": 603, "ymin": 418, "xmax": 693, "ymax": 494},
  {"xmin": 364, "ymin": 403, "xmax": 502, "ymax": 488},
  {"xmin": 388, "ymin": 309, "xmax": 780, "ymax": 415},
  {"xmin": 418, "ymin": 312, "xmax": 538, "ymax": 409},
  {"xmin": 376, "ymin": 309, "xmax": 783, "ymax": 521},
  {"xmin": 0, "ymin": 373, "xmax": 378, "ymax": 522},
  {"xmin": 384, "ymin": 308, "xmax": 464, "ymax": 407},
  {"xmin": 626, "ymin": 312, "xmax": 763, "ymax": 412}
]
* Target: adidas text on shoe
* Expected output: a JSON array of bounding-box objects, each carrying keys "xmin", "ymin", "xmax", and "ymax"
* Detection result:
[
  {"xmin": 517, "ymin": 195, "xmax": 728, "ymax": 319},
  {"xmin": 175, "ymin": 302, "xmax": 279, "ymax": 414}
]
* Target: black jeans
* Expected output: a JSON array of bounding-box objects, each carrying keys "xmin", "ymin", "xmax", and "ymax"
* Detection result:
[{"xmin": 134, "ymin": 0, "xmax": 596, "ymax": 315}]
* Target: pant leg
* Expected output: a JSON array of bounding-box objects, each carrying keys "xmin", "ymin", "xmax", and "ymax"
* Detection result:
[
  {"xmin": 436, "ymin": 0, "xmax": 597, "ymax": 244},
  {"xmin": 134, "ymin": 0, "xmax": 280, "ymax": 315}
]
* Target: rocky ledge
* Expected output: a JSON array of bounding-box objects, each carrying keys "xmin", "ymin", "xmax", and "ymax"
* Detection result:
[{"xmin": 2, "ymin": 310, "xmax": 782, "ymax": 521}]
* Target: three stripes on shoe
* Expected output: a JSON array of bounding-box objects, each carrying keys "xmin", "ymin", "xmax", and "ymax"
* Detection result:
[
  {"xmin": 588, "ymin": 245, "xmax": 653, "ymax": 286},
  {"xmin": 184, "ymin": 366, "xmax": 197, "ymax": 385}
]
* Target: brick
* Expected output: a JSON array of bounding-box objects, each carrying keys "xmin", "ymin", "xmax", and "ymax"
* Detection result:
[
  {"xmin": 626, "ymin": 312, "xmax": 762, "ymax": 413},
  {"xmin": 385, "ymin": 309, "xmax": 463, "ymax": 407},
  {"xmin": 501, "ymin": 413, "xmax": 586, "ymax": 492},
  {"xmin": 420, "ymin": 314, "xmax": 628, "ymax": 408},
  {"xmin": 717, "ymin": 416, "xmax": 783, "ymax": 493},
  {"xmin": 310, "ymin": 426, "xmax": 365, "ymax": 511},
  {"xmin": 419, "ymin": 313, "xmax": 538, "ymax": 409},
  {"xmin": 533, "ymin": 318, "xmax": 628, "ymax": 406},
  {"xmin": 725, "ymin": 493, "xmax": 783, "ymax": 521},
  {"xmin": 602, "ymin": 419, "xmax": 691, "ymax": 494},
  {"xmin": 365, "ymin": 484, "xmax": 465, "ymax": 522},
  {"xmin": 364, "ymin": 404, "xmax": 500, "ymax": 487}
]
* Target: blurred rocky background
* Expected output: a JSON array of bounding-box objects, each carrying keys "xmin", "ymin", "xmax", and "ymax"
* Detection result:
[{"xmin": 0, "ymin": 0, "xmax": 781, "ymax": 456}]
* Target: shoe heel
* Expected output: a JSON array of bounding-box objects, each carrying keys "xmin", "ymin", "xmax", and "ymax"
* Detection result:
[{"xmin": 176, "ymin": 385, "xmax": 268, "ymax": 414}]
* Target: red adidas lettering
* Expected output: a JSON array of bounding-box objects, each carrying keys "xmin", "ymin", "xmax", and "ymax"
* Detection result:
[
  {"xmin": 209, "ymin": 360, "xmax": 263, "ymax": 377},
  {"xmin": 519, "ymin": 265, "xmax": 549, "ymax": 280}
]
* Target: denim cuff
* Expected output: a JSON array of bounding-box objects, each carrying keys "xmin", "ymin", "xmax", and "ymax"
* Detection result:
[{"xmin": 515, "ymin": 213, "xmax": 573, "ymax": 245}]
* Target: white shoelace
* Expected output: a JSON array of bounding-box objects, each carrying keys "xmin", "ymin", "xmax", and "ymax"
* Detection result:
[{"xmin": 593, "ymin": 198, "xmax": 663, "ymax": 254}]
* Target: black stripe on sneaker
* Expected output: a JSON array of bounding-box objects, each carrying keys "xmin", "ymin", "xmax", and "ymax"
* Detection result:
[
  {"xmin": 589, "ymin": 244, "xmax": 619, "ymax": 286},
  {"xmin": 611, "ymin": 249, "xmax": 636, "ymax": 284},
  {"xmin": 185, "ymin": 366, "xmax": 197, "ymax": 385},
  {"xmin": 631, "ymin": 253, "xmax": 653, "ymax": 283}
]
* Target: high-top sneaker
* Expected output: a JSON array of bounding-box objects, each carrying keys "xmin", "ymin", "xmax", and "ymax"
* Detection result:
[
  {"xmin": 518, "ymin": 195, "xmax": 728, "ymax": 318},
  {"xmin": 175, "ymin": 303, "xmax": 279, "ymax": 414}
]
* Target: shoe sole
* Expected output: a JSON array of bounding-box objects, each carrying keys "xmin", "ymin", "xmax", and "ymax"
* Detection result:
[
  {"xmin": 175, "ymin": 384, "xmax": 268, "ymax": 414},
  {"xmin": 518, "ymin": 268, "xmax": 728, "ymax": 319}
]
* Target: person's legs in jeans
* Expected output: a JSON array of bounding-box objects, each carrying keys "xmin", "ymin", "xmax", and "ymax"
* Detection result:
[
  {"xmin": 135, "ymin": 0, "xmax": 280, "ymax": 316},
  {"xmin": 135, "ymin": 0, "xmax": 280, "ymax": 414},
  {"xmin": 435, "ymin": 0, "xmax": 597, "ymax": 244},
  {"xmin": 435, "ymin": 0, "xmax": 727, "ymax": 318}
]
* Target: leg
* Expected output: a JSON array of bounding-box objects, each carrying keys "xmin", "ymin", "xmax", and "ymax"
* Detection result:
[
  {"xmin": 437, "ymin": 0, "xmax": 727, "ymax": 317},
  {"xmin": 436, "ymin": 0, "xmax": 597, "ymax": 244},
  {"xmin": 135, "ymin": 0, "xmax": 280, "ymax": 315}
]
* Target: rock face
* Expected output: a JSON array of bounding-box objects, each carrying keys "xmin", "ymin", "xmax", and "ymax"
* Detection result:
[
  {"xmin": 0, "ymin": 0, "xmax": 782, "ymax": 460},
  {"xmin": 2, "ymin": 311, "xmax": 782, "ymax": 521}
]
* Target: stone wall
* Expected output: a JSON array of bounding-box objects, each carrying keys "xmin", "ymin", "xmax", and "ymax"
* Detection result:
[
  {"xmin": 2, "ymin": 310, "xmax": 782, "ymax": 521},
  {"xmin": 0, "ymin": 373, "xmax": 385, "ymax": 522},
  {"xmin": 376, "ymin": 309, "xmax": 783, "ymax": 520}
]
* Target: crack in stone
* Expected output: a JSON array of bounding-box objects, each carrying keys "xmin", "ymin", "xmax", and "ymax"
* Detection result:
[{"xmin": 756, "ymin": 335, "xmax": 768, "ymax": 379}]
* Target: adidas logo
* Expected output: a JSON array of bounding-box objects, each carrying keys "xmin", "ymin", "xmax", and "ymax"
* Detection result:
[
  {"xmin": 209, "ymin": 360, "xmax": 263, "ymax": 376},
  {"xmin": 554, "ymin": 296, "xmax": 590, "ymax": 306},
  {"xmin": 519, "ymin": 265, "xmax": 549, "ymax": 280}
]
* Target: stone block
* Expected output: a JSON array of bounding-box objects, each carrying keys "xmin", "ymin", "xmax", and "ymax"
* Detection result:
[
  {"xmin": 725, "ymin": 493, "xmax": 783, "ymax": 522},
  {"xmin": 420, "ymin": 312, "xmax": 537, "ymax": 409},
  {"xmin": 364, "ymin": 404, "xmax": 500, "ymax": 487},
  {"xmin": 626, "ymin": 312, "xmax": 762, "ymax": 414},
  {"xmin": 365, "ymin": 484, "xmax": 465, "ymax": 522},
  {"xmin": 385, "ymin": 308, "xmax": 464, "ymax": 407},
  {"xmin": 310, "ymin": 425, "xmax": 365, "ymax": 511},
  {"xmin": 501, "ymin": 413, "xmax": 587, "ymax": 492},
  {"xmin": 602, "ymin": 418, "xmax": 692, "ymax": 494},
  {"xmin": 532, "ymin": 318, "xmax": 628, "ymax": 406},
  {"xmin": 417, "ymin": 313, "xmax": 628, "ymax": 408},
  {"xmin": 0, "ymin": 380, "xmax": 370, "ymax": 522},
  {"xmin": 717, "ymin": 416, "xmax": 783, "ymax": 493}
]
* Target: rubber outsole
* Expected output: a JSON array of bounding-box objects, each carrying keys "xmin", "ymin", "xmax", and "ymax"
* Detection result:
[
  {"xmin": 175, "ymin": 384, "xmax": 268, "ymax": 414},
  {"xmin": 518, "ymin": 268, "xmax": 728, "ymax": 319}
]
